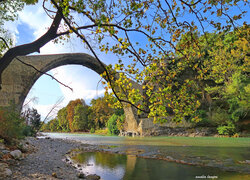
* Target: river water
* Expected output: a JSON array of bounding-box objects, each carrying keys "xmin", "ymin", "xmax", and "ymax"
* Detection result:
[{"xmin": 44, "ymin": 133, "xmax": 250, "ymax": 180}]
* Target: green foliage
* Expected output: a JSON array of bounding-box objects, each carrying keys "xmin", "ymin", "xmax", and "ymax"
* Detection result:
[
  {"xmin": 0, "ymin": 104, "xmax": 25, "ymax": 142},
  {"xmin": 71, "ymin": 104, "xmax": 90, "ymax": 132},
  {"xmin": 90, "ymin": 127, "xmax": 95, "ymax": 133},
  {"xmin": 94, "ymin": 128, "xmax": 108, "ymax": 135},
  {"xmin": 21, "ymin": 108, "xmax": 41, "ymax": 136},
  {"xmin": 217, "ymin": 121, "xmax": 236, "ymax": 135},
  {"xmin": 40, "ymin": 122, "xmax": 50, "ymax": 132},
  {"xmin": 211, "ymin": 108, "xmax": 231, "ymax": 126},
  {"xmin": 22, "ymin": 0, "xmax": 38, "ymax": 5},
  {"xmin": 42, "ymin": 96, "xmax": 123, "ymax": 134},
  {"xmin": 57, "ymin": 107, "xmax": 70, "ymax": 132},
  {"xmin": 107, "ymin": 114, "xmax": 124, "ymax": 135},
  {"xmin": 48, "ymin": 118, "xmax": 61, "ymax": 132},
  {"xmin": 224, "ymin": 72, "xmax": 249, "ymax": 122},
  {"xmin": 0, "ymin": 0, "xmax": 24, "ymax": 56},
  {"xmin": 89, "ymin": 97, "xmax": 114, "ymax": 129},
  {"xmin": 22, "ymin": 125, "xmax": 35, "ymax": 136}
]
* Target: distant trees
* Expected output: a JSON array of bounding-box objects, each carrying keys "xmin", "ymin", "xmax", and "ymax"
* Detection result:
[
  {"xmin": 22, "ymin": 108, "xmax": 41, "ymax": 131},
  {"xmin": 57, "ymin": 107, "xmax": 69, "ymax": 132},
  {"xmin": 66, "ymin": 99, "xmax": 83, "ymax": 131},
  {"xmin": 71, "ymin": 104, "xmax": 91, "ymax": 132},
  {"xmin": 48, "ymin": 118, "xmax": 60, "ymax": 132},
  {"xmin": 41, "ymin": 97, "xmax": 125, "ymax": 134},
  {"xmin": 89, "ymin": 97, "xmax": 114, "ymax": 129}
]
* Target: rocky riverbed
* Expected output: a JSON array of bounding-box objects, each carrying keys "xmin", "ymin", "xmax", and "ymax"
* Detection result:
[{"xmin": 0, "ymin": 137, "xmax": 88, "ymax": 180}]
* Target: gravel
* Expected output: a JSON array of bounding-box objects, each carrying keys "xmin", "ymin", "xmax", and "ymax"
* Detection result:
[{"xmin": 7, "ymin": 137, "xmax": 83, "ymax": 180}]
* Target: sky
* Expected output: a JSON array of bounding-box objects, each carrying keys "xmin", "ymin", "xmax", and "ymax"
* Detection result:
[
  {"xmin": 4, "ymin": 0, "xmax": 249, "ymax": 120},
  {"xmin": 4, "ymin": 1, "xmax": 115, "ymax": 120}
]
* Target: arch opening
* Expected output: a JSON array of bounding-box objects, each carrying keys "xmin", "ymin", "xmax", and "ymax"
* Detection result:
[{"xmin": 0, "ymin": 53, "xmax": 140, "ymax": 135}]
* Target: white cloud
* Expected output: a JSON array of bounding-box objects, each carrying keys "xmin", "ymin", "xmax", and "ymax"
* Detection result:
[
  {"xmin": 7, "ymin": 1, "xmax": 113, "ymax": 119},
  {"xmin": 51, "ymin": 66, "xmax": 106, "ymax": 105},
  {"xmin": 18, "ymin": 1, "xmax": 51, "ymax": 38}
]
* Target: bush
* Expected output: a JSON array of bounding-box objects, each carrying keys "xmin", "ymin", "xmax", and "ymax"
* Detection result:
[
  {"xmin": 90, "ymin": 127, "xmax": 95, "ymax": 133},
  {"xmin": 211, "ymin": 108, "xmax": 230, "ymax": 126},
  {"xmin": 107, "ymin": 114, "xmax": 123, "ymax": 135},
  {"xmin": 195, "ymin": 110, "xmax": 214, "ymax": 127},
  {"xmin": 217, "ymin": 121, "xmax": 236, "ymax": 135},
  {"xmin": 22, "ymin": 125, "xmax": 36, "ymax": 136},
  {"xmin": 0, "ymin": 105, "xmax": 25, "ymax": 143}
]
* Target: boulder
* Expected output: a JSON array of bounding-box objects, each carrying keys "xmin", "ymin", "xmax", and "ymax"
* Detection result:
[
  {"xmin": 10, "ymin": 150, "xmax": 22, "ymax": 160},
  {"xmin": 85, "ymin": 174, "xmax": 101, "ymax": 180},
  {"xmin": 0, "ymin": 163, "xmax": 12, "ymax": 178}
]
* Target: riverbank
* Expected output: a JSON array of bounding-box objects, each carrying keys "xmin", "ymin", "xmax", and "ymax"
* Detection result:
[
  {"xmin": 1, "ymin": 134, "xmax": 250, "ymax": 179},
  {"xmin": 2, "ymin": 137, "xmax": 82, "ymax": 179}
]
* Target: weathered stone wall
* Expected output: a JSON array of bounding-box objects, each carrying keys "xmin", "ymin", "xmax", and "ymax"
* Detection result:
[{"xmin": 137, "ymin": 118, "xmax": 194, "ymax": 136}]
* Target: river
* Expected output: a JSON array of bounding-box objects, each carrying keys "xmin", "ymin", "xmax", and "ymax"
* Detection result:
[{"xmin": 44, "ymin": 133, "xmax": 250, "ymax": 180}]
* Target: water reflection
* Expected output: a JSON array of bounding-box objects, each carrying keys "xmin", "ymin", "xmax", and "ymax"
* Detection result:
[{"xmin": 71, "ymin": 151, "xmax": 248, "ymax": 180}]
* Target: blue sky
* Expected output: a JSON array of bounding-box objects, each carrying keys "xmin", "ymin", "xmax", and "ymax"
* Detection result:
[
  {"xmin": 5, "ymin": 1, "xmax": 115, "ymax": 119},
  {"xmin": 4, "ymin": 0, "xmax": 249, "ymax": 120}
]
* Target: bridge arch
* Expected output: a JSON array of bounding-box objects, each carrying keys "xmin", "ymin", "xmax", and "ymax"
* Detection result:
[{"xmin": 0, "ymin": 53, "xmax": 140, "ymax": 134}]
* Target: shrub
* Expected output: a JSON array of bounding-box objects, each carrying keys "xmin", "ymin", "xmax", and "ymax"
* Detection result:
[
  {"xmin": 217, "ymin": 121, "xmax": 236, "ymax": 135},
  {"xmin": 90, "ymin": 127, "xmax": 95, "ymax": 133},
  {"xmin": 0, "ymin": 105, "xmax": 25, "ymax": 143},
  {"xmin": 211, "ymin": 108, "xmax": 230, "ymax": 126},
  {"xmin": 107, "ymin": 114, "xmax": 123, "ymax": 135},
  {"xmin": 22, "ymin": 125, "xmax": 35, "ymax": 136}
]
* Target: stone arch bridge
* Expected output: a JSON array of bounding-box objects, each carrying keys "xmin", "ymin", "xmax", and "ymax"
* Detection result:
[{"xmin": 0, "ymin": 53, "xmax": 144, "ymax": 135}]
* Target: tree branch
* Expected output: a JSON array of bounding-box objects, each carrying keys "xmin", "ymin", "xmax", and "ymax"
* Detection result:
[
  {"xmin": 51, "ymin": 0, "xmax": 149, "ymax": 113},
  {"xmin": 0, "ymin": 10, "xmax": 63, "ymax": 89},
  {"xmin": 15, "ymin": 57, "xmax": 73, "ymax": 91}
]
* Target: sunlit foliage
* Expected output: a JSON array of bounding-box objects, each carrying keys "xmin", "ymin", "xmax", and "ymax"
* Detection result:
[{"xmin": 44, "ymin": 0, "xmax": 248, "ymax": 124}]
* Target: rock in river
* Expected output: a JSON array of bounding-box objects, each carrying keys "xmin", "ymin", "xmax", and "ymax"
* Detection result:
[{"xmin": 86, "ymin": 174, "xmax": 101, "ymax": 180}]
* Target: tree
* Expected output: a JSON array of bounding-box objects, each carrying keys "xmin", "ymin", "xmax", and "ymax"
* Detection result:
[
  {"xmin": 0, "ymin": 0, "xmax": 24, "ymax": 56},
  {"xmin": 89, "ymin": 97, "xmax": 114, "ymax": 129},
  {"xmin": 66, "ymin": 99, "xmax": 86, "ymax": 132},
  {"xmin": 0, "ymin": 103, "xmax": 26, "ymax": 142},
  {"xmin": 71, "ymin": 104, "xmax": 90, "ymax": 132},
  {"xmin": 57, "ymin": 107, "xmax": 70, "ymax": 132},
  {"xmin": 22, "ymin": 108, "xmax": 41, "ymax": 131},
  {"xmin": 48, "ymin": 118, "xmax": 60, "ymax": 132},
  {"xmin": 107, "ymin": 114, "xmax": 125, "ymax": 135},
  {"xmin": 0, "ymin": 0, "xmax": 248, "ymax": 124}
]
